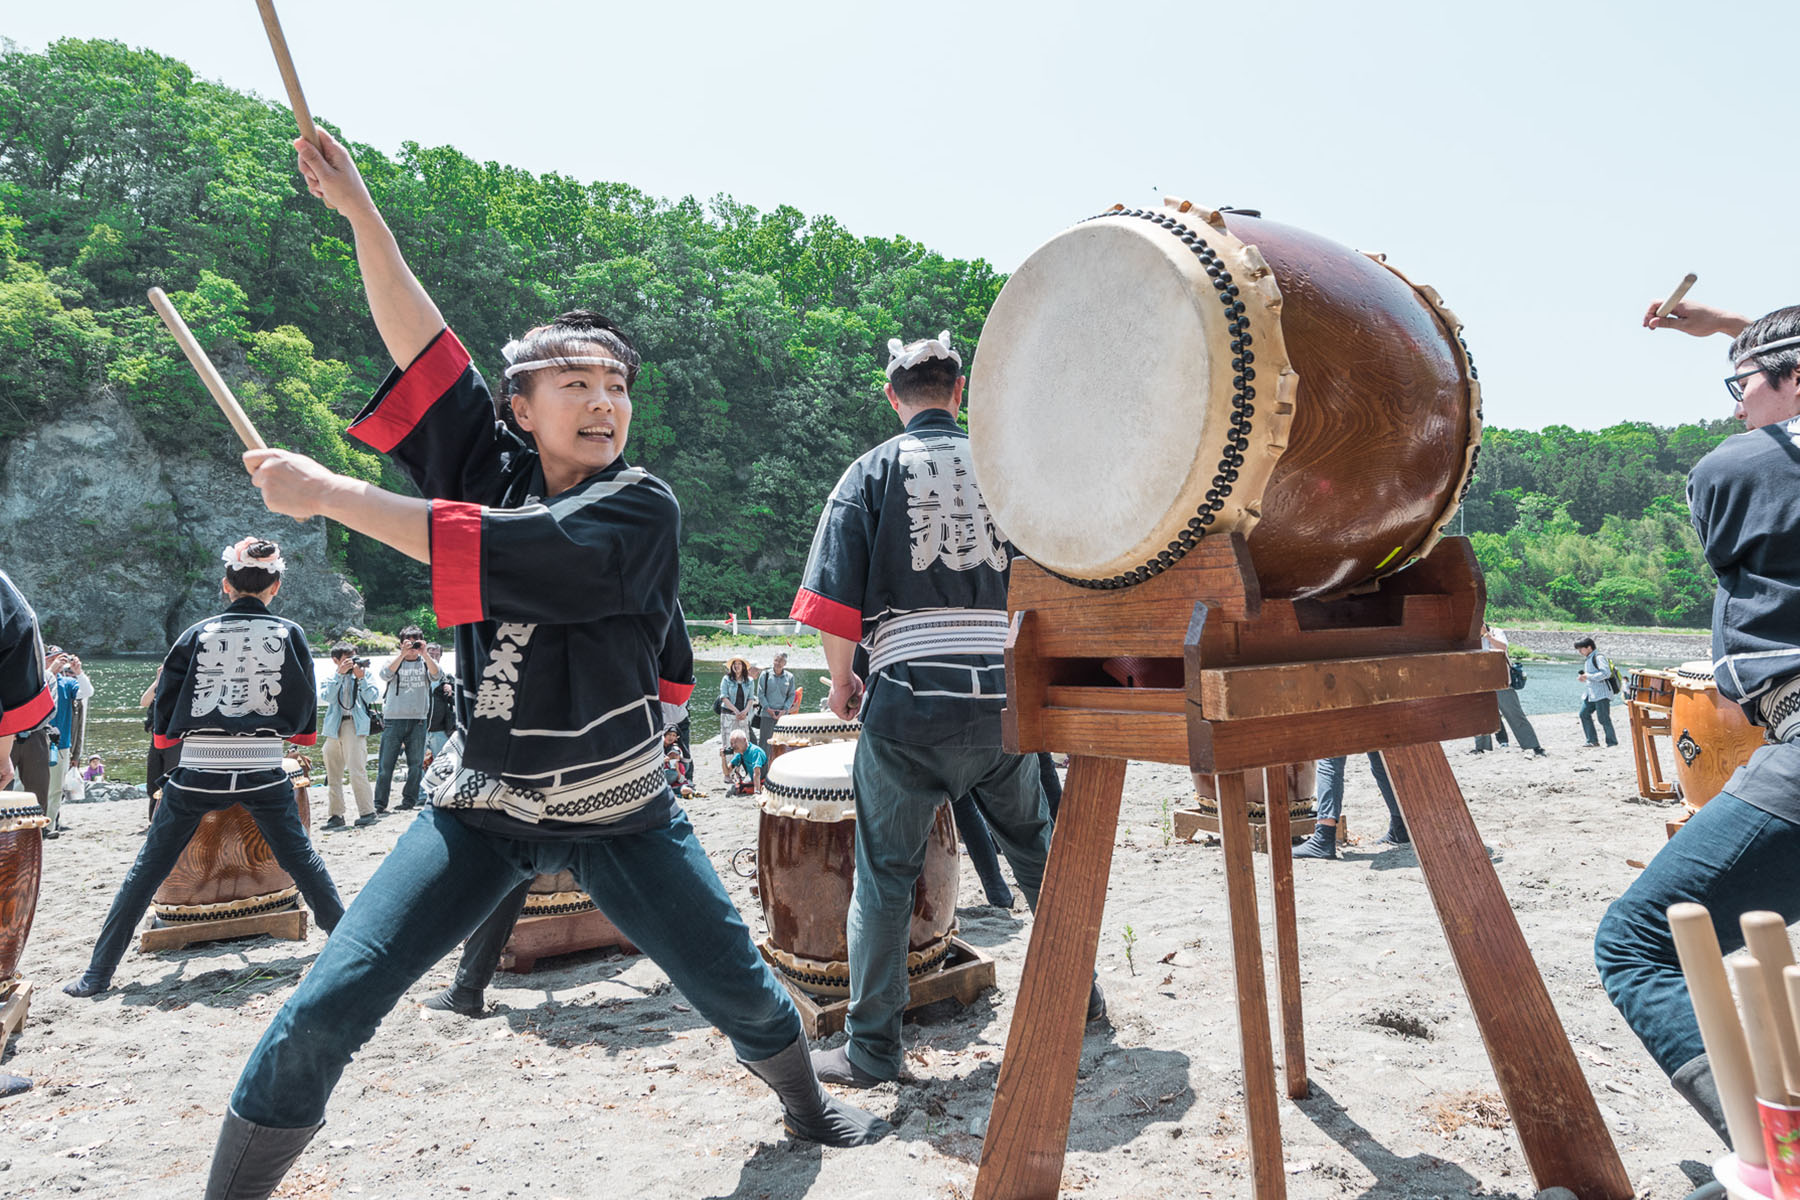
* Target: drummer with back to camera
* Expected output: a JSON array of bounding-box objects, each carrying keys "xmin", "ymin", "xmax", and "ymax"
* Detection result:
[
  {"xmin": 62, "ymin": 539, "xmax": 345, "ymax": 1000},
  {"xmin": 198, "ymin": 125, "xmax": 888, "ymax": 1200},
  {"xmin": 1593, "ymin": 297, "xmax": 1800, "ymax": 1189},
  {"xmin": 789, "ymin": 332, "xmax": 1100, "ymax": 1090}
]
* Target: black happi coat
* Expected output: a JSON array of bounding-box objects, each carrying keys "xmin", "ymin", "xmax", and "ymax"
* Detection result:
[
  {"xmin": 349, "ymin": 329, "xmax": 682, "ymax": 831},
  {"xmin": 790, "ymin": 408, "xmax": 1013, "ymax": 748},
  {"xmin": 0, "ymin": 569, "xmax": 50, "ymax": 739},
  {"xmin": 1688, "ymin": 417, "xmax": 1800, "ymax": 713},
  {"xmin": 151, "ymin": 596, "xmax": 318, "ymax": 748}
]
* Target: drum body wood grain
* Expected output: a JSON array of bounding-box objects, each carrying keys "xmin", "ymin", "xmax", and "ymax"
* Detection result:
[
  {"xmin": 1670, "ymin": 662, "xmax": 1765, "ymax": 815},
  {"xmin": 151, "ymin": 764, "xmax": 312, "ymax": 922},
  {"xmin": 0, "ymin": 793, "xmax": 49, "ymax": 987},
  {"xmin": 756, "ymin": 742, "xmax": 958, "ymax": 996},
  {"xmin": 970, "ymin": 200, "xmax": 1480, "ymax": 600}
]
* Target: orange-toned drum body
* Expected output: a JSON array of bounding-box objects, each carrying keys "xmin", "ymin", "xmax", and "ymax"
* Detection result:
[
  {"xmin": 152, "ymin": 766, "xmax": 312, "ymax": 922},
  {"xmin": 0, "ymin": 793, "xmax": 48, "ymax": 985},
  {"xmin": 756, "ymin": 745, "xmax": 958, "ymax": 996},
  {"xmin": 1670, "ymin": 664, "xmax": 1765, "ymax": 815}
]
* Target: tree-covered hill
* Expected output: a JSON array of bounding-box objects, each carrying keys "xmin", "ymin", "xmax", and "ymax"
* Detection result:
[{"xmin": 0, "ymin": 38, "xmax": 1736, "ymax": 631}]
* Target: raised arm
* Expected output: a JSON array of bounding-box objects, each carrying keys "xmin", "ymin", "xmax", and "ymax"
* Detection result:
[
  {"xmin": 295, "ymin": 128, "xmax": 445, "ymax": 369},
  {"xmin": 1643, "ymin": 298, "xmax": 1751, "ymax": 339}
]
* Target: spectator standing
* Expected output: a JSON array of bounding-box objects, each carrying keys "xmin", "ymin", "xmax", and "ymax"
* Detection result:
[
  {"xmin": 41, "ymin": 647, "xmax": 92, "ymax": 837},
  {"xmin": 753, "ymin": 652, "xmax": 798, "ymax": 751},
  {"xmin": 716, "ymin": 657, "xmax": 754, "ymax": 774},
  {"xmin": 423, "ymin": 641, "xmax": 455, "ymax": 759},
  {"xmin": 1294, "ymin": 753, "xmax": 1409, "ymax": 860},
  {"xmin": 1472, "ymin": 624, "xmax": 1545, "ymax": 756},
  {"xmin": 1575, "ymin": 635, "xmax": 1620, "ymax": 748},
  {"xmin": 374, "ymin": 624, "xmax": 442, "ymax": 812},
  {"xmin": 320, "ymin": 643, "xmax": 380, "ymax": 828}
]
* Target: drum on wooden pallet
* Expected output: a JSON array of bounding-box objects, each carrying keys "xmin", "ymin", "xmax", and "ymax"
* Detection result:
[
  {"xmin": 0, "ymin": 789, "xmax": 49, "ymax": 994},
  {"xmin": 498, "ymin": 870, "xmax": 637, "ymax": 972},
  {"xmin": 756, "ymin": 741, "xmax": 958, "ymax": 997},
  {"xmin": 1670, "ymin": 662, "xmax": 1766, "ymax": 817},
  {"xmin": 151, "ymin": 758, "xmax": 314, "ymax": 924},
  {"xmin": 767, "ymin": 712, "xmax": 861, "ymax": 764},
  {"xmin": 970, "ymin": 200, "xmax": 1482, "ymax": 600}
]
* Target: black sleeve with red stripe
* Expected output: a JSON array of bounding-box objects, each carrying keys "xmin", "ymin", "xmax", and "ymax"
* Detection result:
[
  {"xmin": 790, "ymin": 483, "xmax": 873, "ymax": 643},
  {"xmin": 288, "ymin": 621, "xmax": 318, "ymax": 746},
  {"xmin": 658, "ymin": 601, "xmax": 695, "ymax": 707},
  {"xmin": 347, "ymin": 328, "xmax": 526, "ymax": 505},
  {"xmin": 0, "ymin": 572, "xmax": 50, "ymax": 737},
  {"xmin": 150, "ymin": 631, "xmax": 194, "ymax": 750}
]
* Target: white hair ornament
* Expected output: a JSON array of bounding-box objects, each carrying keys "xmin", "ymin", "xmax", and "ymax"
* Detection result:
[
  {"xmin": 885, "ymin": 330, "xmax": 962, "ymax": 378},
  {"xmin": 222, "ymin": 538, "xmax": 286, "ymax": 575}
]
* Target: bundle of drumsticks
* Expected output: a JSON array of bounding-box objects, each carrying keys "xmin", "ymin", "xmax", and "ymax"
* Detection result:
[{"xmin": 1672, "ymin": 902, "xmax": 1800, "ymax": 1197}]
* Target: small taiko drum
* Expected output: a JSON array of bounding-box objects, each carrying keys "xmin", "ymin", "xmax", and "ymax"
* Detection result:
[
  {"xmin": 0, "ymin": 788, "xmax": 49, "ymax": 994},
  {"xmin": 1192, "ymin": 761, "xmax": 1318, "ymax": 823},
  {"xmin": 970, "ymin": 201, "xmax": 1482, "ymax": 599},
  {"xmin": 151, "ymin": 758, "xmax": 314, "ymax": 923},
  {"xmin": 756, "ymin": 741, "xmax": 958, "ymax": 996},
  {"xmin": 1628, "ymin": 669, "xmax": 1677, "ymax": 711},
  {"xmin": 767, "ymin": 712, "xmax": 861, "ymax": 764},
  {"xmin": 522, "ymin": 870, "xmax": 598, "ymax": 918},
  {"xmin": 1670, "ymin": 662, "xmax": 1766, "ymax": 816}
]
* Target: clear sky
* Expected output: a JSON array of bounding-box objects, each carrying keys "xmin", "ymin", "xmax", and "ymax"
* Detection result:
[{"xmin": 8, "ymin": 0, "xmax": 1796, "ymax": 431}]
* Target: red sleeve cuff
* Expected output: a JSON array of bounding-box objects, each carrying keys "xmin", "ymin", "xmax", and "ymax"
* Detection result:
[
  {"xmin": 659, "ymin": 679, "xmax": 695, "ymax": 706},
  {"xmin": 431, "ymin": 500, "xmax": 486, "ymax": 628},
  {"xmin": 0, "ymin": 685, "xmax": 52, "ymax": 737},
  {"xmin": 790, "ymin": 589, "xmax": 863, "ymax": 642},
  {"xmin": 288, "ymin": 733, "xmax": 318, "ymax": 747},
  {"xmin": 349, "ymin": 329, "xmax": 472, "ymax": 453},
  {"xmin": 153, "ymin": 732, "xmax": 181, "ymax": 750}
]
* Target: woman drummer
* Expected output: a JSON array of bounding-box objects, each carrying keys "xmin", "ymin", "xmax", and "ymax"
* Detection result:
[
  {"xmin": 63, "ymin": 538, "xmax": 345, "ymax": 999},
  {"xmin": 202, "ymin": 127, "xmax": 889, "ymax": 1198}
]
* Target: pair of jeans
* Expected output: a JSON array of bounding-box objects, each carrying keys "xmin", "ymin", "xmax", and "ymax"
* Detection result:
[
  {"xmin": 322, "ymin": 722, "xmax": 374, "ymax": 818},
  {"xmin": 845, "ymin": 733, "xmax": 1052, "ymax": 1078},
  {"xmin": 1594, "ymin": 791, "xmax": 1800, "ymax": 1075},
  {"xmin": 1474, "ymin": 688, "xmax": 1542, "ymax": 752},
  {"xmin": 1314, "ymin": 753, "xmax": 1403, "ymax": 831},
  {"xmin": 373, "ymin": 717, "xmax": 427, "ymax": 810},
  {"xmin": 82, "ymin": 767, "xmax": 345, "ymax": 984},
  {"xmin": 1579, "ymin": 696, "xmax": 1618, "ymax": 746},
  {"xmin": 229, "ymin": 804, "xmax": 798, "ymax": 1128}
]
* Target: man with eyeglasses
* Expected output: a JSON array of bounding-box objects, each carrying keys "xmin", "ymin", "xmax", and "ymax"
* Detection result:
[{"xmin": 1592, "ymin": 300, "xmax": 1800, "ymax": 1191}]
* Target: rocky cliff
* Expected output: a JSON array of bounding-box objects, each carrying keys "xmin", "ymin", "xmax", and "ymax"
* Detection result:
[{"xmin": 0, "ymin": 387, "xmax": 364, "ymax": 651}]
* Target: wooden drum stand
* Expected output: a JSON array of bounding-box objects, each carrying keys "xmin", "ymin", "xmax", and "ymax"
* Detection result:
[{"xmin": 972, "ymin": 535, "xmax": 1632, "ymax": 1200}]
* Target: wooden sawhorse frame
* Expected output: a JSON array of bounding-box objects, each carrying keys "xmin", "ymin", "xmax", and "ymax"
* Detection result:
[{"xmin": 972, "ymin": 536, "xmax": 1632, "ymax": 1200}]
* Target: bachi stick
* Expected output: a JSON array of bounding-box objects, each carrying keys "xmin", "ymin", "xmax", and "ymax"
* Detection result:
[
  {"xmin": 1670, "ymin": 903, "xmax": 1766, "ymax": 1165},
  {"xmin": 1655, "ymin": 272, "xmax": 1698, "ymax": 318},
  {"xmin": 146, "ymin": 288, "xmax": 267, "ymax": 451},
  {"xmin": 1741, "ymin": 912, "xmax": 1800, "ymax": 1102},
  {"xmin": 255, "ymin": 0, "xmax": 319, "ymax": 145}
]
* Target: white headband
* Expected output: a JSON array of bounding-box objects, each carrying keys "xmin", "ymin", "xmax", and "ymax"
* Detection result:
[
  {"xmin": 1735, "ymin": 334, "xmax": 1800, "ymax": 369},
  {"xmin": 886, "ymin": 330, "xmax": 962, "ymax": 379},
  {"xmin": 503, "ymin": 355, "xmax": 629, "ymax": 380},
  {"xmin": 223, "ymin": 540, "xmax": 285, "ymax": 575}
]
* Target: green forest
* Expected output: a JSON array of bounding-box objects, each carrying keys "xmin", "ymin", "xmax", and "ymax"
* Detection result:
[{"xmin": 0, "ymin": 39, "xmax": 1733, "ymax": 629}]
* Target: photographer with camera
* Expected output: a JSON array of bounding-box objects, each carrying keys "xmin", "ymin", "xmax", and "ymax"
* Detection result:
[
  {"xmin": 37, "ymin": 645, "xmax": 92, "ymax": 838},
  {"xmin": 374, "ymin": 625, "xmax": 442, "ymax": 812},
  {"xmin": 321, "ymin": 643, "xmax": 380, "ymax": 827}
]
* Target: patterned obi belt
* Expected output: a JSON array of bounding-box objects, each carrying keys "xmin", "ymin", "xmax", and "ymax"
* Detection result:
[
  {"xmin": 866, "ymin": 609, "xmax": 1009, "ymax": 675},
  {"xmin": 178, "ymin": 736, "xmax": 286, "ymax": 770}
]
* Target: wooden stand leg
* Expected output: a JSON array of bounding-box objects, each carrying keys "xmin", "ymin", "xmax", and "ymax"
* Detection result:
[
  {"xmin": 1381, "ymin": 742, "xmax": 1632, "ymax": 1200},
  {"xmin": 1264, "ymin": 766, "xmax": 1308, "ymax": 1100},
  {"xmin": 976, "ymin": 756, "xmax": 1127, "ymax": 1200},
  {"xmin": 1218, "ymin": 770, "xmax": 1288, "ymax": 1200}
]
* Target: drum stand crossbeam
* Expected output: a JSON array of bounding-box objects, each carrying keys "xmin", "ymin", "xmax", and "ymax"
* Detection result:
[{"xmin": 972, "ymin": 535, "xmax": 1632, "ymax": 1200}]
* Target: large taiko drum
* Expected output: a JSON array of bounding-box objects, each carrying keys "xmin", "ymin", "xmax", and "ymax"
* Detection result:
[
  {"xmin": 767, "ymin": 712, "xmax": 861, "ymax": 764},
  {"xmin": 1628, "ymin": 669, "xmax": 1677, "ymax": 711},
  {"xmin": 1670, "ymin": 662, "xmax": 1766, "ymax": 816},
  {"xmin": 151, "ymin": 758, "xmax": 313, "ymax": 923},
  {"xmin": 970, "ymin": 200, "xmax": 1482, "ymax": 599},
  {"xmin": 0, "ymin": 789, "xmax": 49, "ymax": 992},
  {"xmin": 756, "ymin": 741, "xmax": 958, "ymax": 996}
]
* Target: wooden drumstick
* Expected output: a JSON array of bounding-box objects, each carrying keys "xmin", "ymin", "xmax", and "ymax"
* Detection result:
[
  {"xmin": 1741, "ymin": 911, "xmax": 1800, "ymax": 1101},
  {"xmin": 255, "ymin": 0, "xmax": 319, "ymax": 146},
  {"xmin": 146, "ymin": 288, "xmax": 268, "ymax": 452},
  {"xmin": 1731, "ymin": 956, "xmax": 1790, "ymax": 1103},
  {"xmin": 1656, "ymin": 272, "xmax": 1698, "ymax": 318},
  {"xmin": 1670, "ymin": 903, "xmax": 1767, "ymax": 1165}
]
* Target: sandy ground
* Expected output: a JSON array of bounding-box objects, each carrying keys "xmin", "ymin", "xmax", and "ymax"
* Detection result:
[{"xmin": 0, "ymin": 718, "xmax": 1732, "ymax": 1200}]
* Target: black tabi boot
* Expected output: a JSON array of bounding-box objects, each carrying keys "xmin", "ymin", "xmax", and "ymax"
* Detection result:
[
  {"xmin": 1671, "ymin": 1053, "xmax": 1732, "ymax": 1147},
  {"xmin": 203, "ymin": 1108, "xmax": 323, "ymax": 1200},
  {"xmin": 1292, "ymin": 824, "xmax": 1337, "ymax": 860},
  {"xmin": 1373, "ymin": 824, "xmax": 1411, "ymax": 846},
  {"xmin": 1087, "ymin": 978, "xmax": 1108, "ymax": 1024},
  {"xmin": 62, "ymin": 973, "xmax": 109, "ymax": 998},
  {"xmin": 422, "ymin": 984, "xmax": 486, "ymax": 1017},
  {"xmin": 746, "ymin": 1036, "xmax": 893, "ymax": 1146}
]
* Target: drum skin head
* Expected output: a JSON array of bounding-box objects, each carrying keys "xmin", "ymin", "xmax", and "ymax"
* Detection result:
[{"xmin": 972, "ymin": 211, "xmax": 1291, "ymax": 584}]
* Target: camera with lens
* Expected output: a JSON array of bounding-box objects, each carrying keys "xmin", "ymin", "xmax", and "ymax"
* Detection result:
[
  {"xmin": 352, "ymin": 656, "xmax": 371, "ymax": 669},
  {"xmin": 406, "ymin": 639, "xmax": 426, "ymax": 650}
]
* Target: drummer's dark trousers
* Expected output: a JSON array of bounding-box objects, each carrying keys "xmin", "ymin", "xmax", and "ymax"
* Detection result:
[
  {"xmin": 82, "ymin": 767, "xmax": 346, "ymax": 984},
  {"xmin": 228, "ymin": 804, "xmax": 800, "ymax": 1129},
  {"xmin": 1594, "ymin": 788, "xmax": 1800, "ymax": 1076},
  {"xmin": 846, "ymin": 733, "xmax": 1053, "ymax": 1079}
]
